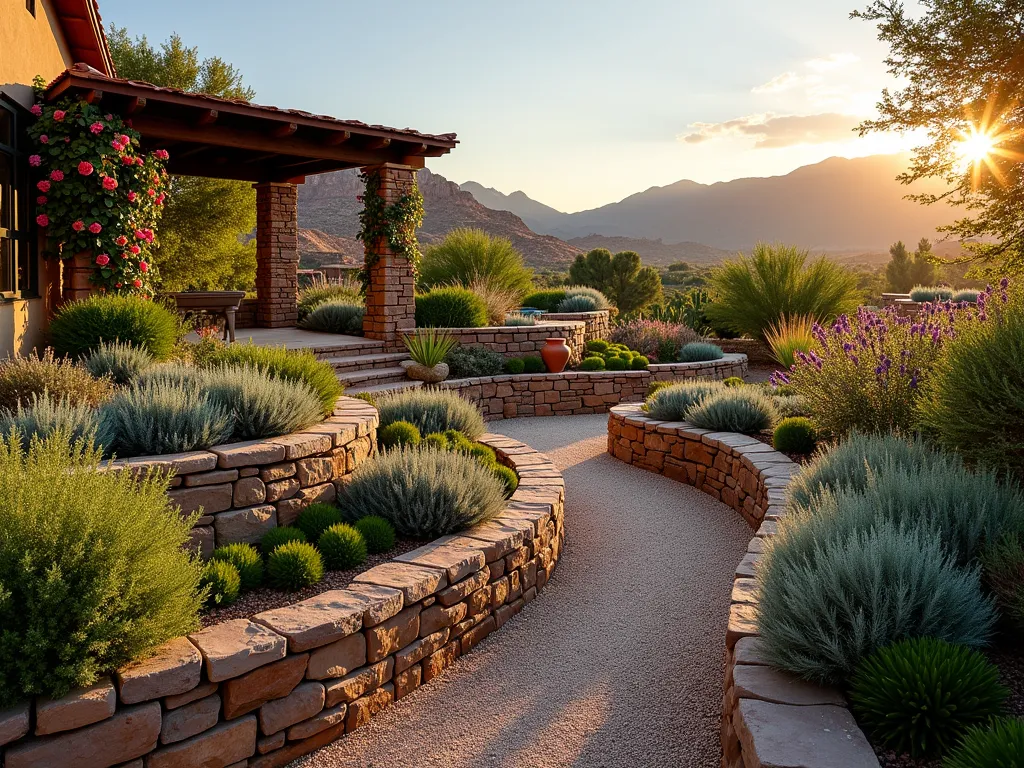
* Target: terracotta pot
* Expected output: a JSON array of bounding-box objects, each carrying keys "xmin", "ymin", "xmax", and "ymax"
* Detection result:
[{"xmin": 540, "ymin": 338, "xmax": 571, "ymax": 373}]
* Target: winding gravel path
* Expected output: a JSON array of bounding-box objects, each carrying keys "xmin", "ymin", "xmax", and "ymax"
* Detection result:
[{"xmin": 294, "ymin": 413, "xmax": 751, "ymax": 768}]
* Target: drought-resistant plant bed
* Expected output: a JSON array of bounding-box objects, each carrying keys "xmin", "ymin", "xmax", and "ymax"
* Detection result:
[
  {"xmin": 375, "ymin": 387, "xmax": 485, "ymax": 439},
  {"xmin": 577, "ymin": 339, "xmax": 649, "ymax": 371},
  {"xmin": 609, "ymin": 318, "xmax": 700, "ymax": 362},
  {"xmin": 298, "ymin": 300, "xmax": 365, "ymax": 335},
  {"xmin": 445, "ymin": 344, "xmax": 505, "ymax": 378},
  {"xmin": 908, "ymin": 285, "xmax": 954, "ymax": 303},
  {"xmin": 297, "ymin": 277, "xmax": 363, "ymax": 321},
  {"xmin": 415, "ymin": 286, "xmax": 489, "ymax": 328},
  {"xmin": 0, "ymin": 349, "xmax": 112, "ymax": 410},
  {"xmin": 49, "ymin": 294, "xmax": 180, "ymax": 360}
]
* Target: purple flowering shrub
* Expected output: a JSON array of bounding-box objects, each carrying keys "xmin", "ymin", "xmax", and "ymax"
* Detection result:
[
  {"xmin": 783, "ymin": 302, "xmax": 965, "ymax": 436},
  {"xmin": 609, "ymin": 319, "xmax": 700, "ymax": 362}
]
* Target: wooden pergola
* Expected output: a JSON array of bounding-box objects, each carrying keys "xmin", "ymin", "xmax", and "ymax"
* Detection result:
[{"xmin": 44, "ymin": 63, "xmax": 458, "ymax": 338}]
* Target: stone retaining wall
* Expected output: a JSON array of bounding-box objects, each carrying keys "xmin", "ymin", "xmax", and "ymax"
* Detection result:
[
  {"xmin": 441, "ymin": 354, "xmax": 747, "ymax": 421},
  {"xmin": 606, "ymin": 404, "xmax": 879, "ymax": 768},
  {"xmin": 107, "ymin": 397, "xmax": 379, "ymax": 561},
  {"xmin": 541, "ymin": 310, "xmax": 610, "ymax": 344},
  {"xmin": 436, "ymin": 322, "xmax": 587, "ymax": 364},
  {"xmin": 0, "ymin": 435, "xmax": 565, "ymax": 768}
]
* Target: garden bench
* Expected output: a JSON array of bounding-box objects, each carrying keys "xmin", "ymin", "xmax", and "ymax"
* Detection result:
[{"xmin": 169, "ymin": 290, "xmax": 247, "ymax": 342}]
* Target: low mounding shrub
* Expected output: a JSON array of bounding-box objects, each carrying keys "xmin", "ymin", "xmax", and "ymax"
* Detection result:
[
  {"xmin": 562, "ymin": 285, "xmax": 611, "ymax": 310},
  {"xmin": 503, "ymin": 312, "xmax": 537, "ymax": 326},
  {"xmin": 951, "ymin": 289, "xmax": 979, "ymax": 304},
  {"xmin": 586, "ymin": 340, "xmax": 610, "ymax": 354},
  {"xmin": 645, "ymin": 379, "xmax": 676, "ymax": 399},
  {"xmin": 298, "ymin": 301, "xmax": 365, "ymax": 335},
  {"xmin": 419, "ymin": 228, "xmax": 534, "ymax": 298},
  {"xmin": 318, "ymin": 523, "xmax": 368, "ymax": 570},
  {"xmin": 446, "ymin": 345, "xmax": 504, "ymax": 378},
  {"xmin": 577, "ymin": 356, "xmax": 606, "ymax": 371},
  {"xmin": 850, "ymin": 637, "xmax": 1007, "ymax": 757},
  {"xmin": 379, "ymin": 421, "xmax": 422, "ymax": 449},
  {"xmin": 918, "ymin": 279, "xmax": 1024, "ymax": 477},
  {"xmin": 981, "ymin": 533, "xmax": 1024, "ymax": 633},
  {"xmin": 0, "ymin": 435, "xmax": 203, "ymax": 705},
  {"xmin": 944, "ymin": 718, "xmax": 1024, "ymax": 768},
  {"xmin": 909, "ymin": 285, "xmax": 954, "ymax": 303},
  {"xmin": 98, "ymin": 380, "xmax": 233, "ymax": 457},
  {"xmin": 297, "ymin": 279, "xmax": 363, "ymax": 321},
  {"xmin": 609, "ymin": 319, "xmax": 700, "ymax": 362},
  {"xmin": 556, "ymin": 294, "xmax": 598, "ymax": 313},
  {"xmin": 205, "ymin": 344, "xmax": 342, "ymax": 417},
  {"xmin": 200, "ymin": 560, "xmax": 241, "ymax": 608},
  {"xmin": 421, "ymin": 433, "xmax": 449, "ymax": 451},
  {"xmin": 83, "ymin": 341, "xmax": 153, "ymax": 385},
  {"xmin": 50, "ymin": 295, "xmax": 179, "ymax": 360},
  {"xmin": 645, "ymin": 380, "xmax": 724, "ymax": 420},
  {"xmin": 415, "ymin": 287, "xmax": 488, "ymax": 328},
  {"xmin": 685, "ymin": 388, "xmax": 778, "ymax": 433},
  {"xmin": 260, "ymin": 526, "xmax": 307, "ymax": 555},
  {"xmin": 296, "ymin": 503, "xmax": 345, "ymax": 542},
  {"xmin": 444, "ymin": 429, "xmax": 474, "ymax": 453},
  {"xmin": 376, "ymin": 389, "xmax": 485, "ymax": 440},
  {"xmin": 266, "ymin": 540, "xmax": 324, "ymax": 590},
  {"xmin": 503, "ymin": 357, "xmax": 526, "ymax": 374},
  {"xmin": 492, "ymin": 463, "xmax": 519, "ymax": 497},
  {"xmin": 757, "ymin": 522, "xmax": 996, "ymax": 684},
  {"xmin": 341, "ymin": 447, "xmax": 506, "ymax": 538},
  {"xmin": 771, "ymin": 393, "xmax": 808, "ymax": 419},
  {"xmin": 787, "ymin": 431, "xmax": 942, "ymax": 509},
  {"xmin": 0, "ymin": 350, "xmax": 111, "ymax": 411},
  {"xmin": 522, "ymin": 289, "xmax": 567, "ymax": 312},
  {"xmin": 678, "ymin": 341, "xmax": 724, "ymax": 362},
  {"xmin": 354, "ymin": 516, "xmax": 396, "ymax": 554},
  {"xmin": 630, "ymin": 354, "xmax": 650, "ymax": 370},
  {"xmin": 523, "ymin": 356, "xmax": 545, "ymax": 374},
  {"xmin": 772, "ymin": 417, "xmax": 816, "ymax": 454},
  {"xmin": 211, "ymin": 544, "xmax": 263, "ymax": 591},
  {"xmin": 606, "ymin": 357, "xmax": 626, "ymax": 371},
  {"xmin": 723, "ymin": 377, "xmax": 745, "ymax": 387},
  {"xmin": 205, "ymin": 365, "xmax": 323, "ymax": 440},
  {"xmin": 0, "ymin": 393, "xmax": 102, "ymax": 449}
]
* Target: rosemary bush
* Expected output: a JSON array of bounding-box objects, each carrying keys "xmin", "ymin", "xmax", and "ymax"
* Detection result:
[
  {"xmin": 375, "ymin": 388, "xmax": 485, "ymax": 440},
  {"xmin": 83, "ymin": 340, "xmax": 153, "ymax": 385}
]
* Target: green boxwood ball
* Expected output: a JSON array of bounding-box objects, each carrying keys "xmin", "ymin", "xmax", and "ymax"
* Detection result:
[
  {"xmin": 723, "ymin": 377, "xmax": 745, "ymax": 387},
  {"xmin": 606, "ymin": 356, "xmax": 627, "ymax": 371},
  {"xmin": 522, "ymin": 356, "xmax": 545, "ymax": 374},
  {"xmin": 318, "ymin": 523, "xmax": 368, "ymax": 570},
  {"xmin": 492, "ymin": 464, "xmax": 519, "ymax": 498},
  {"xmin": 260, "ymin": 525, "xmax": 307, "ymax": 555},
  {"xmin": 629, "ymin": 354, "xmax": 650, "ymax": 370},
  {"xmin": 578, "ymin": 357, "xmax": 606, "ymax": 371},
  {"xmin": 443, "ymin": 429, "xmax": 474, "ymax": 453},
  {"xmin": 211, "ymin": 543, "xmax": 263, "ymax": 591},
  {"xmin": 586, "ymin": 339, "xmax": 610, "ymax": 353},
  {"xmin": 200, "ymin": 559, "xmax": 241, "ymax": 608},
  {"xmin": 296, "ymin": 503, "xmax": 344, "ymax": 542},
  {"xmin": 470, "ymin": 443, "xmax": 498, "ymax": 468},
  {"xmin": 354, "ymin": 515, "xmax": 397, "ymax": 554},
  {"xmin": 503, "ymin": 357, "xmax": 526, "ymax": 375},
  {"xmin": 772, "ymin": 417, "xmax": 817, "ymax": 454},
  {"xmin": 421, "ymin": 433, "xmax": 450, "ymax": 451},
  {"xmin": 379, "ymin": 420, "xmax": 421, "ymax": 449},
  {"xmin": 266, "ymin": 540, "xmax": 324, "ymax": 590}
]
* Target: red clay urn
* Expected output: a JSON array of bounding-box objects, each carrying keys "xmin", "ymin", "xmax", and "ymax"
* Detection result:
[{"xmin": 541, "ymin": 338, "xmax": 571, "ymax": 373}]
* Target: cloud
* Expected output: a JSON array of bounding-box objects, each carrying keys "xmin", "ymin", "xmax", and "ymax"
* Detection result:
[
  {"xmin": 680, "ymin": 113, "xmax": 862, "ymax": 148},
  {"xmin": 805, "ymin": 53, "xmax": 860, "ymax": 72},
  {"xmin": 751, "ymin": 72, "xmax": 822, "ymax": 94}
]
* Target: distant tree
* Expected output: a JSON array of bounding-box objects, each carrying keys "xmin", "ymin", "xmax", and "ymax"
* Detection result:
[
  {"xmin": 885, "ymin": 240, "xmax": 913, "ymax": 292},
  {"xmin": 107, "ymin": 26, "xmax": 257, "ymax": 290},
  {"xmin": 854, "ymin": 0, "xmax": 1024, "ymax": 274},
  {"xmin": 569, "ymin": 248, "xmax": 662, "ymax": 314},
  {"xmin": 909, "ymin": 238, "xmax": 939, "ymax": 286},
  {"xmin": 419, "ymin": 228, "xmax": 533, "ymax": 298}
]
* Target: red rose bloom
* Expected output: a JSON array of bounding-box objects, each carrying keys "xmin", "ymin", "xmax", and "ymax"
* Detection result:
[
  {"xmin": 39, "ymin": 135, "xmax": 49, "ymax": 144},
  {"xmin": 30, "ymin": 104, "xmax": 42, "ymax": 116},
  {"xmin": 95, "ymin": 254, "xmax": 110, "ymax": 266},
  {"xmin": 88, "ymin": 222, "xmax": 102, "ymax": 234},
  {"xmin": 78, "ymin": 161, "xmax": 94, "ymax": 176},
  {"xmin": 101, "ymin": 176, "xmax": 117, "ymax": 191},
  {"xmin": 72, "ymin": 220, "xmax": 84, "ymax": 232},
  {"xmin": 49, "ymin": 170, "xmax": 64, "ymax": 181},
  {"xmin": 154, "ymin": 149, "xmax": 170, "ymax": 161},
  {"xmin": 89, "ymin": 122, "xmax": 104, "ymax": 135},
  {"xmin": 130, "ymin": 245, "xmax": 141, "ymax": 255},
  {"xmin": 36, "ymin": 180, "xmax": 50, "ymax": 192},
  {"xmin": 127, "ymin": 191, "xmax": 137, "ymax": 202},
  {"xmin": 35, "ymin": 214, "xmax": 48, "ymax": 226},
  {"xmin": 36, "ymin": 196, "xmax": 46, "ymax": 205},
  {"xmin": 115, "ymin": 235, "xmax": 128, "ymax": 246},
  {"xmin": 133, "ymin": 279, "xmax": 142, "ymax": 288},
  {"xmin": 28, "ymin": 155, "xmax": 41, "ymax": 167},
  {"xmin": 52, "ymin": 110, "xmax": 65, "ymax": 121},
  {"xmin": 139, "ymin": 261, "xmax": 149, "ymax": 273}
]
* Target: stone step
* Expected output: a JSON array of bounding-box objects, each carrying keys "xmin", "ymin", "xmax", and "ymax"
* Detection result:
[
  {"xmin": 336, "ymin": 366, "xmax": 409, "ymax": 388},
  {"xmin": 322, "ymin": 352, "xmax": 408, "ymax": 373},
  {"xmin": 345, "ymin": 380, "xmax": 423, "ymax": 396},
  {"xmin": 310, "ymin": 339, "xmax": 386, "ymax": 358}
]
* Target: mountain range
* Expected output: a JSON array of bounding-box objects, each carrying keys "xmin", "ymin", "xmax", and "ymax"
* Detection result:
[{"xmin": 296, "ymin": 154, "xmax": 959, "ymax": 270}]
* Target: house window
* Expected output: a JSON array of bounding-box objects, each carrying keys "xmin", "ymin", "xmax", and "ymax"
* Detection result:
[
  {"xmin": 0, "ymin": 100, "xmax": 36, "ymax": 299},
  {"xmin": 26, "ymin": 0, "xmax": 36, "ymax": 17}
]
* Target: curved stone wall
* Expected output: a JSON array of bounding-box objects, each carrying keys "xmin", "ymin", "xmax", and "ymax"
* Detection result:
[
  {"xmin": 0, "ymin": 435, "xmax": 565, "ymax": 768},
  {"xmin": 105, "ymin": 397, "xmax": 379, "ymax": 560},
  {"xmin": 433, "ymin": 321, "xmax": 587, "ymax": 364},
  {"xmin": 541, "ymin": 310, "xmax": 610, "ymax": 344},
  {"xmin": 606, "ymin": 404, "xmax": 879, "ymax": 768},
  {"xmin": 442, "ymin": 354, "xmax": 747, "ymax": 421}
]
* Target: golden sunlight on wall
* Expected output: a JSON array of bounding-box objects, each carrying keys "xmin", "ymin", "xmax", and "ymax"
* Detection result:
[{"xmin": 0, "ymin": 0, "xmax": 71, "ymax": 107}]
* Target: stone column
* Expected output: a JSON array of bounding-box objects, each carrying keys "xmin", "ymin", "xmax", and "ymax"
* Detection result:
[
  {"xmin": 361, "ymin": 163, "xmax": 418, "ymax": 346},
  {"xmin": 254, "ymin": 181, "xmax": 299, "ymax": 328}
]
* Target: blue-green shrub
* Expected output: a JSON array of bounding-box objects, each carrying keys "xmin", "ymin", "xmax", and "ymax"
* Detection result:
[
  {"xmin": 981, "ymin": 533, "xmax": 1024, "ymax": 633},
  {"xmin": 678, "ymin": 341, "xmax": 724, "ymax": 362},
  {"xmin": 685, "ymin": 388, "xmax": 778, "ymax": 433},
  {"xmin": 563, "ymin": 285, "xmax": 611, "ymax": 310},
  {"xmin": 445, "ymin": 345, "xmax": 504, "ymax": 378},
  {"xmin": 298, "ymin": 301, "xmax": 364, "ymax": 335},
  {"xmin": 205, "ymin": 365, "xmax": 323, "ymax": 440},
  {"xmin": 909, "ymin": 285, "xmax": 954, "ymax": 303},
  {"xmin": 50, "ymin": 295, "xmax": 179, "ymax": 359},
  {"xmin": 556, "ymin": 294, "xmax": 598, "ymax": 313},
  {"xmin": 0, "ymin": 393, "xmax": 103, "ymax": 449},
  {"xmin": 376, "ymin": 388, "xmax": 485, "ymax": 440},
  {"xmin": 951, "ymin": 289, "xmax": 979, "ymax": 304},
  {"xmin": 83, "ymin": 340, "xmax": 153, "ymax": 385},
  {"xmin": 645, "ymin": 380, "xmax": 724, "ymax": 420},
  {"xmin": 415, "ymin": 287, "xmax": 488, "ymax": 328}
]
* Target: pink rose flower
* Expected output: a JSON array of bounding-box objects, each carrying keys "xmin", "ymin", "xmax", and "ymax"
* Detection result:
[
  {"xmin": 64, "ymin": 138, "xmax": 70, "ymax": 143},
  {"xmin": 134, "ymin": 229, "xmax": 145, "ymax": 240},
  {"xmin": 139, "ymin": 261, "xmax": 149, "ymax": 273},
  {"xmin": 122, "ymin": 155, "xmax": 134, "ymax": 165},
  {"xmin": 52, "ymin": 110, "xmax": 65, "ymax": 121},
  {"xmin": 88, "ymin": 222, "xmax": 102, "ymax": 234},
  {"xmin": 95, "ymin": 254, "xmax": 110, "ymax": 266},
  {"xmin": 36, "ymin": 180, "xmax": 50, "ymax": 192},
  {"xmin": 36, "ymin": 214, "xmax": 48, "ymax": 226},
  {"xmin": 89, "ymin": 122, "xmax": 104, "ymax": 135},
  {"xmin": 147, "ymin": 188, "xmax": 156, "ymax": 197},
  {"xmin": 101, "ymin": 176, "xmax": 117, "ymax": 191},
  {"xmin": 39, "ymin": 135, "xmax": 48, "ymax": 144},
  {"xmin": 135, "ymin": 157, "xmax": 144, "ymax": 166},
  {"xmin": 112, "ymin": 140, "xmax": 124, "ymax": 151},
  {"xmin": 36, "ymin": 195, "xmax": 46, "ymax": 205},
  {"xmin": 77, "ymin": 161, "xmax": 93, "ymax": 176},
  {"xmin": 71, "ymin": 220, "xmax": 84, "ymax": 232},
  {"xmin": 30, "ymin": 104, "xmax": 42, "ymax": 116},
  {"xmin": 105, "ymin": 114, "xmax": 113, "ymax": 121},
  {"xmin": 154, "ymin": 149, "xmax": 170, "ymax": 161},
  {"xmin": 130, "ymin": 244, "xmax": 141, "ymax": 255},
  {"xmin": 156, "ymin": 193, "xmax": 166, "ymax": 205},
  {"xmin": 127, "ymin": 191, "xmax": 136, "ymax": 202},
  {"xmin": 115, "ymin": 235, "xmax": 128, "ymax": 246},
  {"xmin": 28, "ymin": 155, "xmax": 41, "ymax": 167},
  {"xmin": 133, "ymin": 279, "xmax": 143, "ymax": 288},
  {"xmin": 49, "ymin": 169, "xmax": 64, "ymax": 181}
]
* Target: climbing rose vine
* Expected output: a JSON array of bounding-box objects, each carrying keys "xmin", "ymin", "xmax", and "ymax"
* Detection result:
[{"xmin": 27, "ymin": 95, "xmax": 169, "ymax": 295}]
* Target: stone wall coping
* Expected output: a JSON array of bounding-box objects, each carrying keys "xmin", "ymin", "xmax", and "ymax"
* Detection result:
[
  {"xmin": 606, "ymin": 404, "xmax": 880, "ymax": 768},
  {"xmin": 647, "ymin": 353, "xmax": 746, "ymax": 370},
  {"xmin": 540, "ymin": 310, "xmax": 610, "ymax": 321},
  {"xmin": 416, "ymin": 321, "xmax": 586, "ymax": 333}
]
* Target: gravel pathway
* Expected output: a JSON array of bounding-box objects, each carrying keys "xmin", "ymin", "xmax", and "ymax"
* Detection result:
[{"xmin": 294, "ymin": 413, "xmax": 751, "ymax": 768}]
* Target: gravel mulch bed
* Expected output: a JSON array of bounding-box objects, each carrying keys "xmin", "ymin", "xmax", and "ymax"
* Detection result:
[{"xmin": 200, "ymin": 537, "xmax": 423, "ymax": 627}]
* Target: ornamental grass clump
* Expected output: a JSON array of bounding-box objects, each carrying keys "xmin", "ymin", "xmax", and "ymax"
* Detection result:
[
  {"xmin": 678, "ymin": 341, "xmax": 724, "ymax": 362},
  {"xmin": 354, "ymin": 516, "xmax": 396, "ymax": 554},
  {"xmin": 98, "ymin": 379, "xmax": 233, "ymax": 457},
  {"xmin": 0, "ymin": 350, "xmax": 111, "ymax": 410},
  {"xmin": 298, "ymin": 301, "xmax": 365, "ymax": 335},
  {"xmin": 83, "ymin": 340, "xmax": 153, "ymax": 385},
  {"xmin": 297, "ymin": 278, "xmax": 363, "ymax": 320},
  {"xmin": 211, "ymin": 544, "xmax": 263, "ymax": 591},
  {"xmin": 504, "ymin": 312, "xmax": 537, "ymax": 326},
  {"xmin": 205, "ymin": 365, "xmax": 323, "ymax": 440},
  {"xmin": 785, "ymin": 303, "xmax": 962, "ymax": 436},
  {"xmin": 318, "ymin": 523, "xmax": 368, "ymax": 570},
  {"xmin": 944, "ymin": 718, "xmax": 1024, "ymax": 768},
  {"xmin": 562, "ymin": 285, "xmax": 611, "ymax": 310},
  {"xmin": 0, "ymin": 434, "xmax": 203, "ymax": 705},
  {"xmin": 419, "ymin": 228, "xmax": 534, "ymax": 299},
  {"xmin": 757, "ymin": 521, "xmax": 996, "ymax": 685},
  {"xmin": 685, "ymin": 388, "xmax": 778, "ymax": 433},
  {"xmin": 0, "ymin": 393, "xmax": 103, "ymax": 449},
  {"xmin": 850, "ymin": 637, "xmax": 1007, "ymax": 758},
  {"xmin": 340, "ymin": 447, "xmax": 506, "ymax": 538},
  {"xmin": 50, "ymin": 295, "xmax": 179, "ymax": 360},
  {"xmin": 468, "ymin": 279, "xmax": 522, "ymax": 325},
  {"xmin": 266, "ymin": 540, "xmax": 324, "ymax": 590},
  {"xmin": 415, "ymin": 286, "xmax": 488, "ymax": 328},
  {"xmin": 296, "ymin": 503, "xmax": 345, "ymax": 542},
  {"xmin": 376, "ymin": 388, "xmax": 485, "ymax": 440},
  {"xmin": 444, "ymin": 344, "xmax": 503, "ymax": 378},
  {"xmin": 764, "ymin": 314, "xmax": 816, "ymax": 369},
  {"xmin": 200, "ymin": 560, "xmax": 241, "ymax": 609},
  {"xmin": 645, "ymin": 380, "xmax": 724, "ymax": 420}
]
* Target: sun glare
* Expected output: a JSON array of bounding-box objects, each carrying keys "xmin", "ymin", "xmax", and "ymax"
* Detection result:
[{"xmin": 956, "ymin": 126, "xmax": 997, "ymax": 164}]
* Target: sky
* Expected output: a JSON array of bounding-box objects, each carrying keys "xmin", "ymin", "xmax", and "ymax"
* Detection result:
[{"xmin": 99, "ymin": 0, "xmax": 918, "ymax": 212}]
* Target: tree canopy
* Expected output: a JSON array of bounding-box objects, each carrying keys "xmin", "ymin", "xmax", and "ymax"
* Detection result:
[
  {"xmin": 107, "ymin": 27, "xmax": 257, "ymax": 290},
  {"xmin": 568, "ymin": 248, "xmax": 662, "ymax": 314},
  {"xmin": 854, "ymin": 0, "xmax": 1024, "ymax": 274}
]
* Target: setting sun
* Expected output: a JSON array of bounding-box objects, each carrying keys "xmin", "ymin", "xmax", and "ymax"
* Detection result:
[{"xmin": 957, "ymin": 125, "xmax": 998, "ymax": 164}]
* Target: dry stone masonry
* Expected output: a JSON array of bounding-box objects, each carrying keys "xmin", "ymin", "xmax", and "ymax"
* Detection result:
[
  {"xmin": 607, "ymin": 404, "xmax": 880, "ymax": 768},
  {"xmin": 0, "ymin": 435, "xmax": 565, "ymax": 768},
  {"xmin": 540, "ymin": 310, "xmax": 610, "ymax": 344},
  {"xmin": 254, "ymin": 182, "xmax": 300, "ymax": 328},
  {"xmin": 437, "ymin": 321, "xmax": 588, "ymax": 364}
]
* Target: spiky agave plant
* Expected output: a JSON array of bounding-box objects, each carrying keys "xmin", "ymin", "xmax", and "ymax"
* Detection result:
[{"xmin": 403, "ymin": 328, "xmax": 457, "ymax": 367}]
